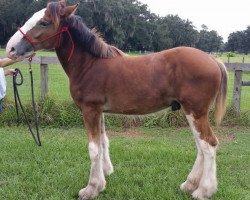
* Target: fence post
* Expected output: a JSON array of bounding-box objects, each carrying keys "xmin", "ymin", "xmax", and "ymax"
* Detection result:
[
  {"xmin": 40, "ymin": 56, "xmax": 48, "ymax": 100},
  {"xmin": 233, "ymin": 70, "xmax": 243, "ymax": 116}
]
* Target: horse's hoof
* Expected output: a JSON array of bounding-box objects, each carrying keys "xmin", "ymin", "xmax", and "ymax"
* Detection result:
[
  {"xmin": 192, "ymin": 179, "xmax": 217, "ymax": 199},
  {"xmin": 78, "ymin": 180, "xmax": 106, "ymax": 200},
  {"xmin": 103, "ymin": 163, "xmax": 114, "ymax": 176},
  {"xmin": 78, "ymin": 186, "xmax": 98, "ymax": 200},
  {"xmin": 180, "ymin": 180, "xmax": 198, "ymax": 194},
  {"xmin": 192, "ymin": 188, "xmax": 209, "ymax": 200}
]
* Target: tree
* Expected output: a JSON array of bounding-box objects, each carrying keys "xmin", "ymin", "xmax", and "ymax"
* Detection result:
[
  {"xmin": 244, "ymin": 26, "xmax": 250, "ymax": 53},
  {"xmin": 159, "ymin": 15, "xmax": 199, "ymax": 48},
  {"xmin": 151, "ymin": 18, "xmax": 173, "ymax": 51},
  {"xmin": 0, "ymin": 0, "xmax": 225, "ymax": 52},
  {"xmin": 196, "ymin": 25, "xmax": 223, "ymax": 52},
  {"xmin": 226, "ymin": 31, "xmax": 247, "ymax": 53},
  {"xmin": 0, "ymin": 0, "xmax": 47, "ymax": 45},
  {"xmin": 77, "ymin": 0, "xmax": 156, "ymax": 50}
]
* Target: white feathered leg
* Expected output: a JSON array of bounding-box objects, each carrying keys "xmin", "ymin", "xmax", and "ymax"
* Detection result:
[{"xmin": 101, "ymin": 114, "xmax": 114, "ymax": 176}]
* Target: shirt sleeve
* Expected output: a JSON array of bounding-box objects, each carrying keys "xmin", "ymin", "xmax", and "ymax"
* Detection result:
[{"xmin": 0, "ymin": 68, "xmax": 7, "ymax": 100}]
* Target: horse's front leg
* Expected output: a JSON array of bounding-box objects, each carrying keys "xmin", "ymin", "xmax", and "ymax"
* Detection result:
[
  {"xmin": 78, "ymin": 106, "xmax": 106, "ymax": 200},
  {"xmin": 101, "ymin": 114, "xmax": 114, "ymax": 176}
]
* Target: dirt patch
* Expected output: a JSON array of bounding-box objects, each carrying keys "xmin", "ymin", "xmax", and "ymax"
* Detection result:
[
  {"xmin": 213, "ymin": 126, "xmax": 237, "ymax": 143},
  {"xmin": 217, "ymin": 133, "xmax": 236, "ymax": 143},
  {"xmin": 107, "ymin": 126, "xmax": 245, "ymax": 142}
]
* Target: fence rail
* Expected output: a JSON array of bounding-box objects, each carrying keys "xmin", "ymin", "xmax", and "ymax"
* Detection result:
[
  {"xmin": 2, "ymin": 56, "xmax": 250, "ymax": 115},
  {"xmin": 225, "ymin": 62, "xmax": 250, "ymax": 115},
  {"xmin": 225, "ymin": 63, "xmax": 250, "ymax": 71}
]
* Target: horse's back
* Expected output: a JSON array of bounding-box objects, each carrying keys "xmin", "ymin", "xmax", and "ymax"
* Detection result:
[{"xmin": 121, "ymin": 47, "xmax": 219, "ymax": 75}]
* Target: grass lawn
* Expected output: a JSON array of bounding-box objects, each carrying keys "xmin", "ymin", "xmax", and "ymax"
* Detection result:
[{"xmin": 0, "ymin": 126, "xmax": 249, "ymax": 200}]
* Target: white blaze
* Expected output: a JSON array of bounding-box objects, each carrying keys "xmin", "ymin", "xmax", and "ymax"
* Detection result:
[{"xmin": 6, "ymin": 8, "xmax": 46, "ymax": 55}]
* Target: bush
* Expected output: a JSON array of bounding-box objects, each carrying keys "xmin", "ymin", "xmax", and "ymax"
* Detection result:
[
  {"xmin": 0, "ymin": 97, "xmax": 83, "ymax": 128},
  {"xmin": 0, "ymin": 98, "xmax": 249, "ymax": 128},
  {"xmin": 222, "ymin": 106, "xmax": 250, "ymax": 126},
  {"xmin": 226, "ymin": 52, "xmax": 236, "ymax": 57}
]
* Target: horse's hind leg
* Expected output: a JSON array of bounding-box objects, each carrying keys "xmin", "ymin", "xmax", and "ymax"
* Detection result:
[
  {"xmin": 101, "ymin": 114, "xmax": 114, "ymax": 176},
  {"xmin": 78, "ymin": 106, "xmax": 106, "ymax": 200},
  {"xmin": 180, "ymin": 114, "xmax": 204, "ymax": 193},
  {"xmin": 181, "ymin": 114, "xmax": 218, "ymax": 200},
  {"xmin": 192, "ymin": 115, "xmax": 218, "ymax": 199}
]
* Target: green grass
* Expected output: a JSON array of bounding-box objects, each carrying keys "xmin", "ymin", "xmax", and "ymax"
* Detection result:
[
  {"xmin": 219, "ymin": 52, "xmax": 250, "ymax": 63},
  {"xmin": 1, "ymin": 49, "xmax": 71, "ymax": 101},
  {"xmin": 0, "ymin": 126, "xmax": 249, "ymax": 199},
  {"xmin": 0, "ymin": 49, "xmax": 57, "ymax": 57}
]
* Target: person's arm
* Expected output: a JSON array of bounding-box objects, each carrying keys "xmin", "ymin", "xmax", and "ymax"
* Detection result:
[
  {"xmin": 0, "ymin": 58, "xmax": 18, "ymax": 67},
  {"xmin": 4, "ymin": 69, "xmax": 16, "ymax": 76}
]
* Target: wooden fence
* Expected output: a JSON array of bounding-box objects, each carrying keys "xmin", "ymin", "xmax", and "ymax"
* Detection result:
[
  {"xmin": 5, "ymin": 56, "xmax": 250, "ymax": 115},
  {"xmin": 226, "ymin": 63, "xmax": 250, "ymax": 115}
]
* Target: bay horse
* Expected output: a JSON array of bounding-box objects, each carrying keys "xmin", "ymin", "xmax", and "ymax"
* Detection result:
[{"xmin": 6, "ymin": 1, "xmax": 227, "ymax": 200}]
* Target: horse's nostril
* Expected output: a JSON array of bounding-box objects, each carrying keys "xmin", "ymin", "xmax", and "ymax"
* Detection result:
[{"xmin": 10, "ymin": 47, "xmax": 15, "ymax": 52}]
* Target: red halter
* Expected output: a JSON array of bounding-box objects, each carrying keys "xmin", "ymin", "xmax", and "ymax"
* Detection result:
[{"xmin": 18, "ymin": 26, "xmax": 75, "ymax": 62}]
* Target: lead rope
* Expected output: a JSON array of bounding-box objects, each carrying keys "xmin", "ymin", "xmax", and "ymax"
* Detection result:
[{"xmin": 13, "ymin": 58, "xmax": 41, "ymax": 146}]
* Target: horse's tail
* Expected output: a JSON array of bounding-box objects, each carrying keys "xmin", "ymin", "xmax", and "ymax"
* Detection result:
[{"xmin": 214, "ymin": 59, "xmax": 228, "ymax": 125}]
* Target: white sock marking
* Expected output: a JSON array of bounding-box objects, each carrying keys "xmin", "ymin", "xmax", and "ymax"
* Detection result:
[
  {"xmin": 101, "ymin": 114, "xmax": 113, "ymax": 175},
  {"xmin": 88, "ymin": 141, "xmax": 105, "ymax": 186},
  {"xmin": 185, "ymin": 114, "xmax": 217, "ymax": 198},
  {"xmin": 185, "ymin": 115, "xmax": 204, "ymax": 185}
]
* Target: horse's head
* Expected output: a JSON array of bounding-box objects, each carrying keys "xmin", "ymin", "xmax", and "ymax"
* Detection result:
[{"xmin": 6, "ymin": 0, "xmax": 78, "ymax": 60}]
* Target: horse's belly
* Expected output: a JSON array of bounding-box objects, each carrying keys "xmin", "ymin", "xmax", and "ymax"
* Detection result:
[{"xmin": 103, "ymin": 95, "xmax": 172, "ymax": 115}]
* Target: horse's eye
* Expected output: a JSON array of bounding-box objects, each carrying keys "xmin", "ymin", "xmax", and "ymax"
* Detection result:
[{"xmin": 39, "ymin": 21, "xmax": 49, "ymax": 27}]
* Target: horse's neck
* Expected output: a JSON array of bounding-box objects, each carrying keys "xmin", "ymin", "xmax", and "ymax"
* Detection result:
[
  {"xmin": 56, "ymin": 50, "xmax": 71, "ymax": 75},
  {"xmin": 56, "ymin": 48, "xmax": 93, "ymax": 77}
]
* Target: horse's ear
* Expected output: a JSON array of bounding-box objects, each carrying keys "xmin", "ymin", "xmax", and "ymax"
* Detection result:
[{"xmin": 60, "ymin": 3, "xmax": 79, "ymax": 17}]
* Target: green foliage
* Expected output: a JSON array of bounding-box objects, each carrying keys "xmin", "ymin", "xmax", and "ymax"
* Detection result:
[
  {"xmin": 39, "ymin": 98, "xmax": 83, "ymax": 127},
  {"xmin": 160, "ymin": 15, "xmax": 199, "ymax": 48},
  {"xmin": 0, "ymin": 0, "xmax": 223, "ymax": 52},
  {"xmin": 225, "ymin": 26, "xmax": 250, "ymax": 53},
  {"xmin": 143, "ymin": 110, "xmax": 188, "ymax": 128},
  {"xmin": 0, "ymin": 0, "xmax": 47, "ymax": 44},
  {"xmin": 223, "ymin": 107, "xmax": 250, "ymax": 126},
  {"xmin": 2, "ymin": 96, "xmax": 249, "ymax": 128},
  {"xmin": 226, "ymin": 52, "xmax": 236, "ymax": 57},
  {"xmin": 0, "ymin": 97, "xmax": 83, "ymax": 128},
  {"xmin": 196, "ymin": 25, "xmax": 224, "ymax": 52}
]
